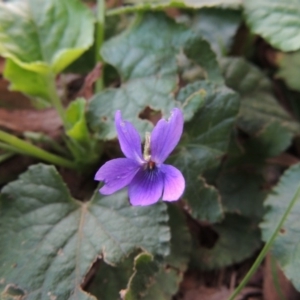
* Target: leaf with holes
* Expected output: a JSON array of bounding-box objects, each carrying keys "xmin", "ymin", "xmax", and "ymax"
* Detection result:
[
  {"xmin": 0, "ymin": 164, "xmax": 170, "ymax": 300},
  {"xmin": 221, "ymin": 57, "xmax": 300, "ymax": 135},
  {"xmin": 87, "ymin": 13, "xmax": 222, "ymax": 140},
  {"xmin": 261, "ymin": 163, "xmax": 300, "ymax": 292},
  {"xmin": 0, "ymin": 0, "xmax": 94, "ymax": 74},
  {"xmin": 244, "ymin": 0, "xmax": 300, "ymax": 51}
]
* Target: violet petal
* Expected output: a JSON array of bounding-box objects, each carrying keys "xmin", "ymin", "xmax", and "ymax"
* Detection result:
[
  {"xmin": 160, "ymin": 164, "xmax": 185, "ymax": 201},
  {"xmin": 115, "ymin": 110, "xmax": 143, "ymax": 162},
  {"xmin": 128, "ymin": 168, "xmax": 164, "ymax": 206},
  {"xmin": 95, "ymin": 158, "xmax": 140, "ymax": 195},
  {"xmin": 150, "ymin": 108, "xmax": 183, "ymax": 163}
]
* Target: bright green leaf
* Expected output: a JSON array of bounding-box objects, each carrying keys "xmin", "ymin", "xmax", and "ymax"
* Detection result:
[
  {"xmin": 261, "ymin": 163, "xmax": 300, "ymax": 291},
  {"xmin": 66, "ymin": 99, "xmax": 90, "ymax": 144},
  {"xmin": 0, "ymin": 0, "xmax": 94, "ymax": 74},
  {"xmin": 221, "ymin": 57, "xmax": 300, "ymax": 134},
  {"xmin": 87, "ymin": 13, "xmax": 222, "ymax": 139},
  {"xmin": 244, "ymin": 0, "xmax": 300, "ymax": 51},
  {"xmin": 3, "ymin": 58, "xmax": 51, "ymax": 107},
  {"xmin": 0, "ymin": 164, "xmax": 170, "ymax": 300},
  {"xmin": 191, "ymin": 214, "xmax": 261, "ymax": 270}
]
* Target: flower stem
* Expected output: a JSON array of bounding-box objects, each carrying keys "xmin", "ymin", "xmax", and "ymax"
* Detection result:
[
  {"xmin": 228, "ymin": 186, "xmax": 300, "ymax": 300},
  {"xmin": 95, "ymin": 0, "xmax": 105, "ymax": 92},
  {"xmin": 0, "ymin": 130, "xmax": 77, "ymax": 169}
]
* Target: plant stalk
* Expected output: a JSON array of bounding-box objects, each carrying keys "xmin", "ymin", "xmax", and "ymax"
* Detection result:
[{"xmin": 0, "ymin": 130, "xmax": 77, "ymax": 169}]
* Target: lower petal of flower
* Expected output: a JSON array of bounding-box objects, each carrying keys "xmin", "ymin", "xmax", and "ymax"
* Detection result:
[
  {"xmin": 128, "ymin": 168, "xmax": 164, "ymax": 206},
  {"xmin": 95, "ymin": 158, "xmax": 140, "ymax": 195},
  {"xmin": 160, "ymin": 164, "xmax": 185, "ymax": 201}
]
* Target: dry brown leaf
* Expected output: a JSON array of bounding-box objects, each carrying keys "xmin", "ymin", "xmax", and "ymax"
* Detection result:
[{"xmin": 0, "ymin": 108, "xmax": 62, "ymax": 138}]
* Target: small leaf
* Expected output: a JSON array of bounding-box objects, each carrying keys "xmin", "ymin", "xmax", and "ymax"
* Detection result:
[
  {"xmin": 191, "ymin": 214, "xmax": 261, "ymax": 270},
  {"xmin": 0, "ymin": 0, "xmax": 94, "ymax": 74},
  {"xmin": 0, "ymin": 164, "xmax": 170, "ymax": 300},
  {"xmin": 222, "ymin": 57, "xmax": 300, "ymax": 134},
  {"xmin": 244, "ymin": 0, "xmax": 300, "ymax": 51},
  {"xmin": 261, "ymin": 163, "xmax": 300, "ymax": 291},
  {"xmin": 66, "ymin": 98, "xmax": 90, "ymax": 144}
]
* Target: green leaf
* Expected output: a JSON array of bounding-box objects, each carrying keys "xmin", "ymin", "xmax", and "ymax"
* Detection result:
[
  {"xmin": 170, "ymin": 81, "xmax": 239, "ymax": 222},
  {"xmin": 246, "ymin": 122, "xmax": 293, "ymax": 159},
  {"xmin": 183, "ymin": 177, "xmax": 223, "ymax": 223},
  {"xmin": 191, "ymin": 214, "xmax": 261, "ymax": 270},
  {"xmin": 123, "ymin": 254, "xmax": 160, "ymax": 300},
  {"xmin": 0, "ymin": 0, "xmax": 94, "ymax": 74},
  {"xmin": 87, "ymin": 13, "xmax": 222, "ymax": 139},
  {"xmin": 222, "ymin": 57, "xmax": 300, "ymax": 134},
  {"xmin": 217, "ymin": 171, "xmax": 266, "ymax": 220},
  {"xmin": 123, "ymin": 205, "xmax": 191, "ymax": 300},
  {"xmin": 184, "ymin": 36, "xmax": 224, "ymax": 84},
  {"xmin": 261, "ymin": 163, "xmax": 300, "ymax": 291},
  {"xmin": 87, "ymin": 252, "xmax": 139, "ymax": 300},
  {"xmin": 244, "ymin": 0, "xmax": 300, "ymax": 51},
  {"xmin": 3, "ymin": 59, "xmax": 51, "ymax": 107},
  {"xmin": 276, "ymin": 51, "xmax": 300, "ymax": 92},
  {"xmin": 191, "ymin": 8, "xmax": 242, "ymax": 57},
  {"xmin": 107, "ymin": 0, "xmax": 242, "ymax": 15},
  {"xmin": 0, "ymin": 164, "xmax": 170, "ymax": 300},
  {"xmin": 66, "ymin": 99, "xmax": 90, "ymax": 144}
]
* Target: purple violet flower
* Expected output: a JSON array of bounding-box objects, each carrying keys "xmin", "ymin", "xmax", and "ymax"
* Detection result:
[{"xmin": 94, "ymin": 108, "xmax": 185, "ymax": 206}]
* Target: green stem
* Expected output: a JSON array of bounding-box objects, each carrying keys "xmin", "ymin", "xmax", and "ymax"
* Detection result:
[
  {"xmin": 0, "ymin": 141, "xmax": 27, "ymax": 154},
  {"xmin": 228, "ymin": 187, "xmax": 300, "ymax": 300},
  {"xmin": 0, "ymin": 130, "xmax": 77, "ymax": 169},
  {"xmin": 95, "ymin": 0, "xmax": 105, "ymax": 92},
  {"xmin": 47, "ymin": 73, "xmax": 69, "ymax": 128},
  {"xmin": 0, "ymin": 152, "xmax": 15, "ymax": 164}
]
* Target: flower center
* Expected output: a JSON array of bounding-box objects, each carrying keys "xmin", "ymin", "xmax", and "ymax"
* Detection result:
[{"xmin": 147, "ymin": 160, "xmax": 156, "ymax": 170}]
